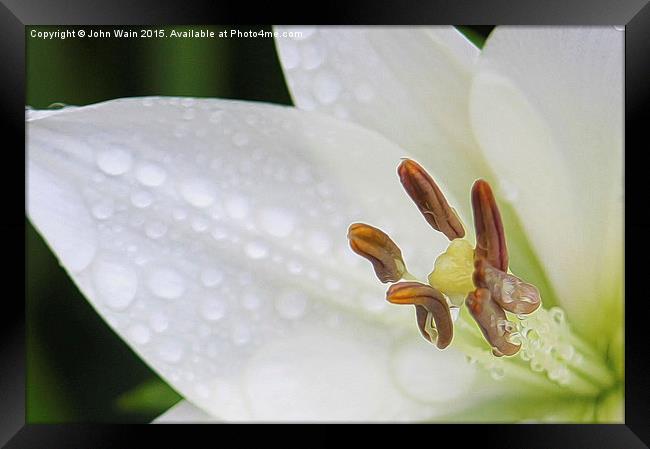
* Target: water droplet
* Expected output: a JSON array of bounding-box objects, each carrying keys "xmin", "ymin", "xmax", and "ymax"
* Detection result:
[
  {"xmin": 530, "ymin": 359, "xmax": 544, "ymax": 372},
  {"xmin": 128, "ymin": 324, "xmax": 151, "ymax": 344},
  {"xmin": 96, "ymin": 147, "xmax": 133, "ymax": 175},
  {"xmin": 191, "ymin": 217, "xmax": 209, "ymax": 232},
  {"xmin": 287, "ymin": 260, "xmax": 303, "ymax": 274},
  {"xmin": 209, "ymin": 110, "xmax": 224, "ymax": 123},
  {"xmin": 301, "ymin": 43, "xmax": 325, "ymax": 70},
  {"xmin": 182, "ymin": 108, "xmax": 195, "ymax": 120},
  {"xmin": 149, "ymin": 312, "xmax": 169, "ymax": 332},
  {"xmin": 172, "ymin": 208, "xmax": 188, "ymax": 221},
  {"xmin": 232, "ymin": 132, "xmax": 249, "ymax": 147},
  {"xmin": 92, "ymin": 199, "xmax": 114, "ymax": 220},
  {"xmin": 131, "ymin": 190, "xmax": 153, "ymax": 208},
  {"xmin": 136, "ymin": 163, "xmax": 167, "ymax": 187},
  {"xmin": 257, "ymin": 207, "xmax": 295, "ymax": 238},
  {"xmin": 313, "ymin": 71, "xmax": 341, "ymax": 104},
  {"xmin": 157, "ymin": 338, "xmax": 185, "ymax": 363},
  {"xmin": 231, "ymin": 325, "xmax": 251, "ymax": 345},
  {"xmin": 354, "ymin": 83, "xmax": 375, "ymax": 102},
  {"xmin": 225, "ymin": 195, "xmax": 250, "ymax": 219},
  {"xmin": 179, "ymin": 178, "xmax": 216, "ymax": 208},
  {"xmin": 145, "ymin": 221, "xmax": 167, "ymax": 239},
  {"xmin": 307, "ymin": 231, "xmax": 331, "ymax": 255},
  {"xmin": 93, "ymin": 260, "xmax": 138, "ymax": 311},
  {"xmin": 275, "ymin": 290, "xmax": 308, "ymax": 319},
  {"xmin": 520, "ymin": 349, "xmax": 532, "ymax": 361},
  {"xmin": 201, "ymin": 297, "xmax": 227, "ymax": 321},
  {"xmin": 200, "ymin": 268, "xmax": 224, "ymax": 287},
  {"xmin": 280, "ymin": 41, "xmax": 300, "ymax": 69},
  {"xmin": 242, "ymin": 292, "xmax": 263, "ymax": 310},
  {"xmin": 245, "ymin": 241, "xmax": 269, "ymax": 259},
  {"xmin": 148, "ymin": 267, "xmax": 186, "ymax": 299},
  {"xmin": 550, "ymin": 307, "xmax": 565, "ymax": 325},
  {"xmin": 211, "ymin": 227, "xmax": 228, "ymax": 240},
  {"xmin": 490, "ymin": 365, "xmax": 505, "ymax": 380}
]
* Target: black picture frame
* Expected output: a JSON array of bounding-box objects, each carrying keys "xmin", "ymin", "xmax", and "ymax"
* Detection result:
[{"xmin": 2, "ymin": 0, "xmax": 649, "ymax": 447}]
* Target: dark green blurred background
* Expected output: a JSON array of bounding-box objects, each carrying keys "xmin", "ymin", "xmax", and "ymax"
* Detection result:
[{"xmin": 26, "ymin": 25, "xmax": 492, "ymax": 422}]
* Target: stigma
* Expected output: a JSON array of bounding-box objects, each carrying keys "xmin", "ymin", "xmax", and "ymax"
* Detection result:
[{"xmin": 347, "ymin": 158, "xmax": 541, "ymax": 357}]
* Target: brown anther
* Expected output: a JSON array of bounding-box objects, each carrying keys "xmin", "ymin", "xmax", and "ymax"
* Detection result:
[
  {"xmin": 397, "ymin": 158, "xmax": 465, "ymax": 240},
  {"xmin": 348, "ymin": 223, "xmax": 406, "ymax": 283},
  {"xmin": 386, "ymin": 282, "xmax": 453, "ymax": 349},
  {"xmin": 471, "ymin": 180, "xmax": 508, "ymax": 271},
  {"xmin": 473, "ymin": 259, "xmax": 541, "ymax": 315},
  {"xmin": 466, "ymin": 288, "xmax": 521, "ymax": 357}
]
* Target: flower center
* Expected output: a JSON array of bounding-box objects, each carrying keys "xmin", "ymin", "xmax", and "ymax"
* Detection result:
[
  {"xmin": 348, "ymin": 158, "xmax": 540, "ymax": 356},
  {"xmin": 347, "ymin": 158, "xmax": 618, "ymax": 408}
]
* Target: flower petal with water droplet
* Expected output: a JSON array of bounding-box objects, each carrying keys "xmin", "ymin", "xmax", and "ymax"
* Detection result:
[{"xmin": 27, "ymin": 97, "xmax": 474, "ymax": 420}]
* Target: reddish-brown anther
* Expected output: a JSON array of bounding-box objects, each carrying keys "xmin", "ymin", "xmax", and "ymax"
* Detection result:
[
  {"xmin": 386, "ymin": 281, "xmax": 453, "ymax": 349},
  {"xmin": 471, "ymin": 180, "xmax": 508, "ymax": 271},
  {"xmin": 473, "ymin": 258, "xmax": 541, "ymax": 315},
  {"xmin": 347, "ymin": 223, "xmax": 406, "ymax": 283},
  {"xmin": 466, "ymin": 288, "xmax": 521, "ymax": 357},
  {"xmin": 397, "ymin": 158, "xmax": 465, "ymax": 240}
]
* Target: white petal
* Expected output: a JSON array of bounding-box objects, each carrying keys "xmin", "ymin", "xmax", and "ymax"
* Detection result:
[
  {"xmin": 469, "ymin": 27, "xmax": 623, "ymax": 339},
  {"xmin": 275, "ymin": 26, "xmax": 488, "ymax": 218},
  {"xmin": 27, "ymin": 97, "xmax": 481, "ymax": 421},
  {"xmin": 153, "ymin": 400, "xmax": 219, "ymax": 423}
]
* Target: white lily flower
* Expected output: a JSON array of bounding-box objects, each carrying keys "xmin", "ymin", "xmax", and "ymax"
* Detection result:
[{"xmin": 27, "ymin": 26, "xmax": 622, "ymax": 423}]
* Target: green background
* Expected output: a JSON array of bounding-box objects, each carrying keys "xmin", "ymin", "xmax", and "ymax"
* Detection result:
[{"xmin": 26, "ymin": 25, "xmax": 491, "ymax": 422}]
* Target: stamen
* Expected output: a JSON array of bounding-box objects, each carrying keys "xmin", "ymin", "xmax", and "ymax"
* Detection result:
[
  {"xmin": 397, "ymin": 158, "xmax": 465, "ymax": 240},
  {"xmin": 466, "ymin": 288, "xmax": 521, "ymax": 357},
  {"xmin": 347, "ymin": 223, "xmax": 406, "ymax": 283},
  {"xmin": 386, "ymin": 281, "xmax": 453, "ymax": 349},
  {"xmin": 471, "ymin": 180, "xmax": 508, "ymax": 271},
  {"xmin": 474, "ymin": 258, "xmax": 541, "ymax": 315}
]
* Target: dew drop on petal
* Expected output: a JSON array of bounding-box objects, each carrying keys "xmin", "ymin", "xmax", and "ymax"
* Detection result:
[
  {"xmin": 150, "ymin": 312, "xmax": 169, "ymax": 332},
  {"xmin": 313, "ymin": 71, "xmax": 341, "ymax": 104},
  {"xmin": 281, "ymin": 41, "xmax": 300, "ymax": 69},
  {"xmin": 307, "ymin": 230, "xmax": 331, "ymax": 255},
  {"xmin": 354, "ymin": 83, "xmax": 375, "ymax": 102},
  {"xmin": 131, "ymin": 190, "xmax": 153, "ymax": 208},
  {"xmin": 242, "ymin": 292, "xmax": 263, "ymax": 311},
  {"xmin": 92, "ymin": 199, "xmax": 114, "ymax": 220},
  {"xmin": 225, "ymin": 195, "xmax": 250, "ymax": 219},
  {"xmin": 96, "ymin": 147, "xmax": 132, "ymax": 175},
  {"xmin": 179, "ymin": 178, "xmax": 216, "ymax": 208},
  {"xmin": 232, "ymin": 132, "xmax": 249, "ymax": 147},
  {"xmin": 157, "ymin": 338, "xmax": 185, "ymax": 363},
  {"xmin": 135, "ymin": 163, "xmax": 167, "ymax": 187},
  {"xmin": 275, "ymin": 290, "xmax": 308, "ymax": 319},
  {"xmin": 148, "ymin": 267, "xmax": 186, "ymax": 299},
  {"xmin": 145, "ymin": 221, "xmax": 167, "ymax": 239},
  {"xmin": 201, "ymin": 298, "xmax": 227, "ymax": 321},
  {"xmin": 128, "ymin": 323, "xmax": 151, "ymax": 345},
  {"xmin": 92, "ymin": 260, "xmax": 138, "ymax": 311},
  {"xmin": 287, "ymin": 260, "xmax": 303, "ymax": 275},
  {"xmin": 191, "ymin": 217, "xmax": 209, "ymax": 233},
  {"xmin": 245, "ymin": 241, "xmax": 269, "ymax": 259},
  {"xmin": 490, "ymin": 365, "xmax": 505, "ymax": 380},
  {"xmin": 200, "ymin": 268, "xmax": 224, "ymax": 287},
  {"xmin": 231, "ymin": 325, "xmax": 252, "ymax": 346},
  {"xmin": 258, "ymin": 207, "xmax": 295, "ymax": 237}
]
